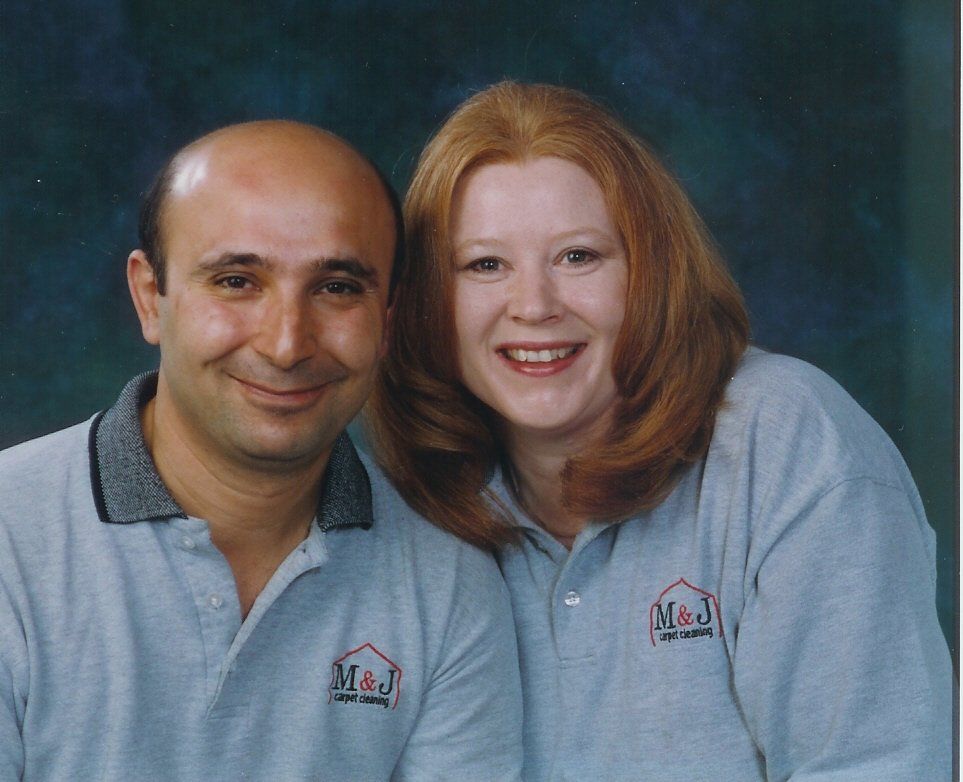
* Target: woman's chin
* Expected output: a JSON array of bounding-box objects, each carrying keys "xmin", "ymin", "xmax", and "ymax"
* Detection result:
[{"xmin": 495, "ymin": 403, "xmax": 615, "ymax": 447}]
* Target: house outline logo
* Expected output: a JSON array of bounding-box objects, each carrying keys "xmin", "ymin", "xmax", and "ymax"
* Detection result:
[
  {"xmin": 328, "ymin": 642, "xmax": 402, "ymax": 710},
  {"xmin": 649, "ymin": 578, "xmax": 723, "ymax": 647}
]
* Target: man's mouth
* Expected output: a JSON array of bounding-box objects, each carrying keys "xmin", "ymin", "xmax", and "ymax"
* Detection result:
[
  {"xmin": 238, "ymin": 379, "xmax": 324, "ymax": 395},
  {"xmin": 230, "ymin": 375, "xmax": 335, "ymax": 406}
]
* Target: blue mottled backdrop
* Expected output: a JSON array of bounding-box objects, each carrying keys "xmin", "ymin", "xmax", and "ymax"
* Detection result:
[{"xmin": 0, "ymin": 1, "xmax": 957, "ymax": 660}]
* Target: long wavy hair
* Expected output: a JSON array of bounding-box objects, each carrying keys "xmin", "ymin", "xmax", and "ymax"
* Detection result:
[{"xmin": 366, "ymin": 81, "xmax": 749, "ymax": 550}]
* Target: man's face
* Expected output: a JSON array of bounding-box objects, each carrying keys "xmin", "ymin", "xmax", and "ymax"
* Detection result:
[{"xmin": 132, "ymin": 134, "xmax": 395, "ymax": 472}]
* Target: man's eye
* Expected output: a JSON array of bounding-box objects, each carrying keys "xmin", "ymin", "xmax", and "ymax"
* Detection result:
[
  {"xmin": 218, "ymin": 275, "xmax": 251, "ymax": 289},
  {"xmin": 322, "ymin": 280, "xmax": 363, "ymax": 295}
]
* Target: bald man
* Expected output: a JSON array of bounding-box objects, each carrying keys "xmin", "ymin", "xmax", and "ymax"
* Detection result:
[{"xmin": 0, "ymin": 122, "xmax": 523, "ymax": 781}]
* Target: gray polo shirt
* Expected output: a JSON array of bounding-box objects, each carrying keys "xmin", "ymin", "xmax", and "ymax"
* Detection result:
[
  {"xmin": 496, "ymin": 349, "xmax": 952, "ymax": 781},
  {"xmin": 0, "ymin": 373, "xmax": 523, "ymax": 781}
]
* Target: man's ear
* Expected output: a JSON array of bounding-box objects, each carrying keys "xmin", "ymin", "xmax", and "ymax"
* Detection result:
[{"xmin": 127, "ymin": 250, "xmax": 162, "ymax": 346}]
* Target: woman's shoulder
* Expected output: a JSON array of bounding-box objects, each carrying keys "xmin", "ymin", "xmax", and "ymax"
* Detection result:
[
  {"xmin": 727, "ymin": 347, "xmax": 862, "ymax": 415},
  {"xmin": 702, "ymin": 352, "xmax": 934, "ymax": 596},
  {"xmin": 713, "ymin": 347, "xmax": 910, "ymax": 492}
]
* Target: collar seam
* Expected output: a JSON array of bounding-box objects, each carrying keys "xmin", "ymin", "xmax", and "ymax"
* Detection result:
[{"xmin": 87, "ymin": 409, "xmax": 111, "ymax": 524}]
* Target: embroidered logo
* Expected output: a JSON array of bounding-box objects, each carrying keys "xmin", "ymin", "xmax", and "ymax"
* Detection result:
[
  {"xmin": 649, "ymin": 578, "xmax": 722, "ymax": 647},
  {"xmin": 328, "ymin": 643, "xmax": 402, "ymax": 709}
]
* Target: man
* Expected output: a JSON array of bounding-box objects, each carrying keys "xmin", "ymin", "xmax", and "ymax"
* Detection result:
[{"xmin": 0, "ymin": 122, "xmax": 522, "ymax": 780}]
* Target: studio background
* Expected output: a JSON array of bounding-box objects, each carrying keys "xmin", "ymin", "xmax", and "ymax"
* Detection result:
[{"xmin": 0, "ymin": 1, "xmax": 957, "ymax": 662}]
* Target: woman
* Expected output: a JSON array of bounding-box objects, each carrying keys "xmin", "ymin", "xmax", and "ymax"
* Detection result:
[{"xmin": 367, "ymin": 82, "xmax": 950, "ymax": 779}]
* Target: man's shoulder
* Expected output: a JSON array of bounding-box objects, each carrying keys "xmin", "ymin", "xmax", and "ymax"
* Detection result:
[
  {"xmin": 360, "ymin": 451, "xmax": 501, "ymax": 570},
  {"xmin": 0, "ymin": 418, "xmax": 98, "ymax": 555},
  {"xmin": 0, "ymin": 418, "xmax": 95, "ymax": 488}
]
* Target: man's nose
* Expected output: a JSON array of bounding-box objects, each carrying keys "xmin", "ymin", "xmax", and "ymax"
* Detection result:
[
  {"xmin": 506, "ymin": 265, "xmax": 561, "ymax": 324},
  {"xmin": 253, "ymin": 294, "xmax": 317, "ymax": 369}
]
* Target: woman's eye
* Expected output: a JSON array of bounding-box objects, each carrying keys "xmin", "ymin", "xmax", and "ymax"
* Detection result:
[
  {"xmin": 467, "ymin": 257, "xmax": 502, "ymax": 272},
  {"xmin": 562, "ymin": 249, "xmax": 595, "ymax": 265}
]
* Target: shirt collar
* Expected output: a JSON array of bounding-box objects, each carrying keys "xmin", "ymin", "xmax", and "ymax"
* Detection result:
[
  {"xmin": 88, "ymin": 371, "xmax": 373, "ymax": 531},
  {"xmin": 487, "ymin": 465, "xmax": 613, "ymax": 556}
]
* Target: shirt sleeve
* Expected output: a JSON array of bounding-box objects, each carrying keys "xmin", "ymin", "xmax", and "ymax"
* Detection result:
[
  {"xmin": 0, "ymin": 578, "xmax": 26, "ymax": 780},
  {"xmin": 732, "ymin": 476, "xmax": 953, "ymax": 780},
  {"xmin": 392, "ymin": 549, "xmax": 523, "ymax": 782}
]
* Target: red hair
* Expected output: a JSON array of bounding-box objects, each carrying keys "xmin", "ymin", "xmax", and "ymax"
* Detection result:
[{"xmin": 367, "ymin": 82, "xmax": 749, "ymax": 550}]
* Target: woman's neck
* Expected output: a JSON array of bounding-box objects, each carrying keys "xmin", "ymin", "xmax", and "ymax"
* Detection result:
[{"xmin": 504, "ymin": 428, "xmax": 591, "ymax": 549}]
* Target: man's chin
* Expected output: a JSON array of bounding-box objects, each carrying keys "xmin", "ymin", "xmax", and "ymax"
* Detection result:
[{"xmin": 230, "ymin": 432, "xmax": 336, "ymax": 472}]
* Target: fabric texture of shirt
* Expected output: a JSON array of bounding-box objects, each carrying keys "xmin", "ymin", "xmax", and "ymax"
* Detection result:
[
  {"xmin": 0, "ymin": 373, "xmax": 523, "ymax": 781},
  {"xmin": 495, "ymin": 348, "xmax": 953, "ymax": 781}
]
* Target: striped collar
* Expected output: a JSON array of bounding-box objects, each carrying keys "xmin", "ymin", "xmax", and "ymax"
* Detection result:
[{"xmin": 88, "ymin": 372, "xmax": 373, "ymax": 531}]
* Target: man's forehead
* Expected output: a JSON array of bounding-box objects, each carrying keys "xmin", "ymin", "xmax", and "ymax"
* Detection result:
[
  {"xmin": 164, "ymin": 129, "xmax": 392, "ymax": 232},
  {"xmin": 161, "ymin": 169, "xmax": 395, "ymax": 281},
  {"xmin": 149, "ymin": 121, "xmax": 400, "ymax": 290},
  {"xmin": 171, "ymin": 122, "xmax": 379, "ymax": 190},
  {"xmin": 169, "ymin": 153, "xmax": 210, "ymax": 199}
]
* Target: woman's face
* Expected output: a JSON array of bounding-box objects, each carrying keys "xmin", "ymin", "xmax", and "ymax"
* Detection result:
[{"xmin": 450, "ymin": 156, "xmax": 629, "ymax": 446}]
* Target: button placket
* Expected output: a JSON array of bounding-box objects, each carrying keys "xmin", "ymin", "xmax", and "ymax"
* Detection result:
[
  {"xmin": 208, "ymin": 525, "xmax": 330, "ymax": 710},
  {"xmin": 169, "ymin": 518, "xmax": 242, "ymax": 706},
  {"xmin": 552, "ymin": 533, "xmax": 610, "ymax": 661}
]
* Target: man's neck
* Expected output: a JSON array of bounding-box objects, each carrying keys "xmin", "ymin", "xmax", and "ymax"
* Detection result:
[{"xmin": 140, "ymin": 392, "xmax": 330, "ymax": 616}]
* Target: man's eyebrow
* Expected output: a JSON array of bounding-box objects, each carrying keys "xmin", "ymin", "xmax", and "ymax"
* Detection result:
[
  {"xmin": 195, "ymin": 253, "xmax": 272, "ymax": 272},
  {"xmin": 194, "ymin": 254, "xmax": 379, "ymax": 286},
  {"xmin": 313, "ymin": 257, "xmax": 378, "ymax": 284}
]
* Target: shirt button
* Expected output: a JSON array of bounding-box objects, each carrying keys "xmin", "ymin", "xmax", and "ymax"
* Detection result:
[
  {"xmin": 180, "ymin": 536, "xmax": 196, "ymax": 550},
  {"xmin": 564, "ymin": 590, "xmax": 581, "ymax": 607},
  {"xmin": 208, "ymin": 594, "xmax": 224, "ymax": 610}
]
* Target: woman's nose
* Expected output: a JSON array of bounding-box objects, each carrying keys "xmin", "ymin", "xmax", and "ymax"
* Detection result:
[{"xmin": 506, "ymin": 266, "xmax": 561, "ymax": 324}]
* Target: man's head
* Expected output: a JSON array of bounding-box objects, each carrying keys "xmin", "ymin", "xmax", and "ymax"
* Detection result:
[
  {"xmin": 127, "ymin": 121, "xmax": 399, "ymax": 473},
  {"xmin": 138, "ymin": 124, "xmax": 403, "ymax": 297}
]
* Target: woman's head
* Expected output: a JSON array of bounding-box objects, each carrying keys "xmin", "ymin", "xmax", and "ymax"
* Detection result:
[{"xmin": 368, "ymin": 82, "xmax": 748, "ymax": 549}]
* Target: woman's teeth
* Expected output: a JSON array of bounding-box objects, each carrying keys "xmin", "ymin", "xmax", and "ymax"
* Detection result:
[{"xmin": 503, "ymin": 346, "xmax": 579, "ymax": 363}]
